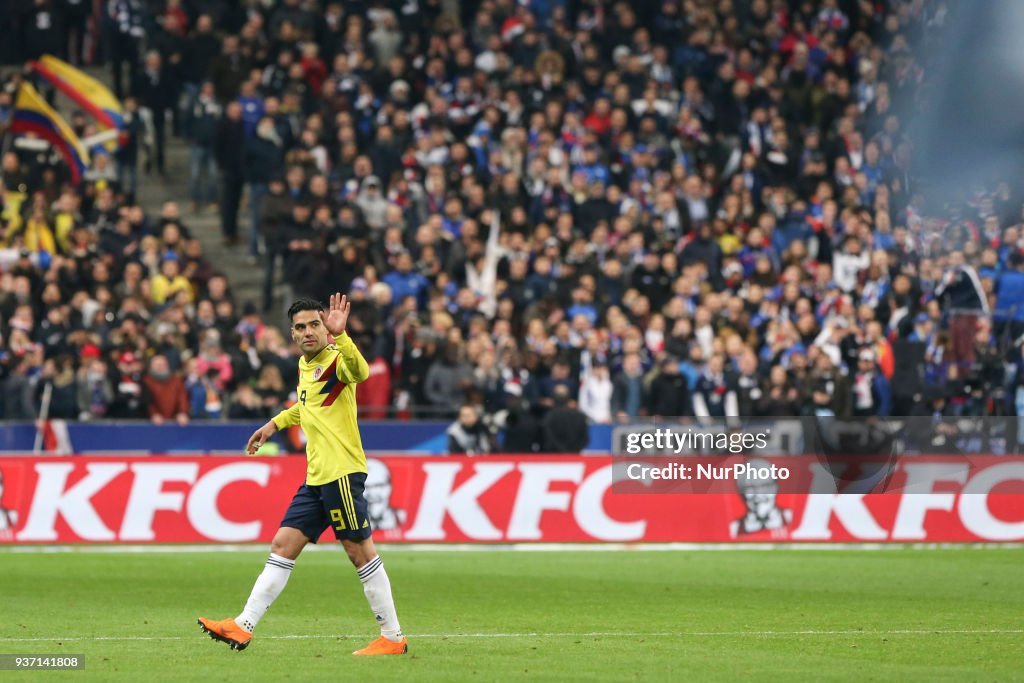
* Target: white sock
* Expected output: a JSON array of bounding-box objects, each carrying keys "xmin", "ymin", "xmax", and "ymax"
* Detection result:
[
  {"xmin": 236, "ymin": 553, "xmax": 295, "ymax": 632},
  {"xmin": 357, "ymin": 556, "xmax": 403, "ymax": 642}
]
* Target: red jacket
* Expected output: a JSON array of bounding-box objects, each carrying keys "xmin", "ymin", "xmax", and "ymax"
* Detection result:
[
  {"xmin": 143, "ymin": 374, "xmax": 190, "ymax": 419},
  {"xmin": 359, "ymin": 358, "xmax": 392, "ymax": 419}
]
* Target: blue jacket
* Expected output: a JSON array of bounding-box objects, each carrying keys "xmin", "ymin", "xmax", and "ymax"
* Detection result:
[
  {"xmin": 994, "ymin": 271, "xmax": 1024, "ymax": 321},
  {"xmin": 854, "ymin": 373, "xmax": 892, "ymax": 417},
  {"xmin": 383, "ymin": 270, "xmax": 430, "ymax": 308},
  {"xmin": 238, "ymin": 95, "xmax": 265, "ymax": 138},
  {"xmin": 873, "ymin": 374, "xmax": 892, "ymax": 417}
]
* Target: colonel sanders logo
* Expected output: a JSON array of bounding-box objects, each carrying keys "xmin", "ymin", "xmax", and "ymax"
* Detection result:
[
  {"xmin": 365, "ymin": 459, "xmax": 406, "ymax": 531},
  {"xmin": 0, "ymin": 469, "xmax": 18, "ymax": 540},
  {"xmin": 730, "ymin": 458, "xmax": 792, "ymax": 537}
]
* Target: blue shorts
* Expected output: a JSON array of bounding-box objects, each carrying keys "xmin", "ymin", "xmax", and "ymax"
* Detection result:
[{"xmin": 280, "ymin": 473, "xmax": 373, "ymax": 543}]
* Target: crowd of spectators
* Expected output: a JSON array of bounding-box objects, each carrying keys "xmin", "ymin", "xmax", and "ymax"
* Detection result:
[{"xmin": 2, "ymin": 0, "xmax": 1024, "ymax": 446}]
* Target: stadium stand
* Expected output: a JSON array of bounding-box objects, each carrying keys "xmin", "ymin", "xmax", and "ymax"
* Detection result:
[{"xmin": 0, "ymin": 0, "xmax": 1022, "ymax": 433}]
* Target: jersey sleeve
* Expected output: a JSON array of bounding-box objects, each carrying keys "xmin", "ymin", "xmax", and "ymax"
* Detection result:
[
  {"xmin": 334, "ymin": 332, "xmax": 370, "ymax": 384},
  {"xmin": 272, "ymin": 402, "xmax": 302, "ymax": 430}
]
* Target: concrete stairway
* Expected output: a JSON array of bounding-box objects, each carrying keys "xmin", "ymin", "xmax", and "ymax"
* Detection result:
[{"xmin": 134, "ymin": 137, "xmax": 276, "ymax": 316}]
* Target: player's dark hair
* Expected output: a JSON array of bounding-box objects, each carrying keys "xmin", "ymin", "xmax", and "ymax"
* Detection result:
[{"xmin": 287, "ymin": 298, "xmax": 324, "ymax": 323}]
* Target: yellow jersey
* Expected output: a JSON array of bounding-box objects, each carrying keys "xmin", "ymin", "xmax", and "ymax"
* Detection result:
[
  {"xmin": 271, "ymin": 333, "xmax": 370, "ymax": 485},
  {"xmin": 150, "ymin": 273, "xmax": 195, "ymax": 305}
]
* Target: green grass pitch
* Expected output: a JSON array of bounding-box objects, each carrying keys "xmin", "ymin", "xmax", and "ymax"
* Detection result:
[{"xmin": 0, "ymin": 548, "xmax": 1021, "ymax": 681}]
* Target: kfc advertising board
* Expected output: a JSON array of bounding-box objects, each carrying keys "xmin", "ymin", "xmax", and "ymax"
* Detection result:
[{"xmin": 0, "ymin": 455, "xmax": 1021, "ymax": 544}]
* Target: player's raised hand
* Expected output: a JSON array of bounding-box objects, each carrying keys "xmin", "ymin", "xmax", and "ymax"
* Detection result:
[{"xmin": 322, "ymin": 292, "xmax": 350, "ymax": 336}]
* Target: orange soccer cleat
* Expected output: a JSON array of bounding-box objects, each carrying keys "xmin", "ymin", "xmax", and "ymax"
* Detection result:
[
  {"xmin": 352, "ymin": 635, "xmax": 408, "ymax": 656},
  {"xmin": 197, "ymin": 617, "xmax": 253, "ymax": 651}
]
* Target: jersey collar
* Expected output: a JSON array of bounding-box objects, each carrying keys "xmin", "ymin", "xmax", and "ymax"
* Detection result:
[{"xmin": 302, "ymin": 344, "xmax": 333, "ymax": 367}]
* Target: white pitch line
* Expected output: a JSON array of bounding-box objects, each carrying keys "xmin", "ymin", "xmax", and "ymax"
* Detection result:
[
  {"xmin": 2, "ymin": 543, "xmax": 1024, "ymax": 554},
  {"xmin": 0, "ymin": 629, "xmax": 1020, "ymax": 643}
]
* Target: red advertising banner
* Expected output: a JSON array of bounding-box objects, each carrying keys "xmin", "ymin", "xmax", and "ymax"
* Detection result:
[{"xmin": 0, "ymin": 456, "xmax": 1021, "ymax": 544}]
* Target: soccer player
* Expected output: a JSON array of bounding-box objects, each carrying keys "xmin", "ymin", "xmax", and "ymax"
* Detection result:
[{"xmin": 198, "ymin": 294, "xmax": 407, "ymax": 656}]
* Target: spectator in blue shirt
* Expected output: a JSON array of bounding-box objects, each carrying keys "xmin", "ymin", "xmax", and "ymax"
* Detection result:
[
  {"xmin": 383, "ymin": 252, "xmax": 430, "ymax": 310},
  {"xmin": 237, "ymin": 81, "xmax": 265, "ymax": 138},
  {"xmin": 576, "ymin": 145, "xmax": 610, "ymax": 186}
]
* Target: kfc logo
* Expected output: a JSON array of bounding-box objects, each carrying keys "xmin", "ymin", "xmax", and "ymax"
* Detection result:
[
  {"xmin": 1, "ymin": 455, "xmax": 1021, "ymax": 545},
  {"xmin": 730, "ymin": 457, "xmax": 792, "ymax": 537},
  {"xmin": 17, "ymin": 461, "xmax": 271, "ymax": 542},
  {"xmin": 405, "ymin": 462, "xmax": 647, "ymax": 542},
  {"xmin": 365, "ymin": 459, "xmax": 406, "ymax": 531}
]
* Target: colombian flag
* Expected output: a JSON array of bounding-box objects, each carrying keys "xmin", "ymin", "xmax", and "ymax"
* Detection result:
[
  {"xmin": 11, "ymin": 83, "xmax": 91, "ymax": 185},
  {"xmin": 31, "ymin": 55, "xmax": 123, "ymax": 131}
]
